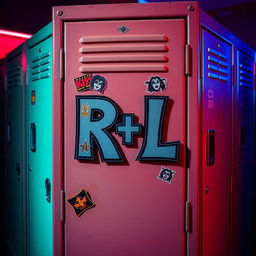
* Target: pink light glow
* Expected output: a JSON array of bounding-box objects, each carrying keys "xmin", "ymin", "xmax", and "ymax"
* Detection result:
[{"xmin": 0, "ymin": 29, "xmax": 32, "ymax": 39}]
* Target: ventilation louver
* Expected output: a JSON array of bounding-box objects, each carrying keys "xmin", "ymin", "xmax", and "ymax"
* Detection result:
[{"xmin": 79, "ymin": 35, "xmax": 169, "ymax": 73}]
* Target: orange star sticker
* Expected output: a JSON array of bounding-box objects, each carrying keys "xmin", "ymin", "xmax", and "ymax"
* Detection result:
[{"xmin": 80, "ymin": 140, "xmax": 91, "ymax": 152}]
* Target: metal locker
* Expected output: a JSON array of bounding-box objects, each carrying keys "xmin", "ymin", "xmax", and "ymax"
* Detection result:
[
  {"xmin": 26, "ymin": 23, "xmax": 53, "ymax": 256},
  {"xmin": 62, "ymin": 18, "xmax": 186, "ymax": 256},
  {"xmin": 48, "ymin": 2, "xmax": 255, "ymax": 256},
  {"xmin": 0, "ymin": 58, "xmax": 6, "ymax": 254},
  {"xmin": 201, "ymin": 28, "xmax": 233, "ymax": 256},
  {"xmin": 4, "ymin": 43, "xmax": 26, "ymax": 256},
  {"xmin": 234, "ymin": 47, "xmax": 255, "ymax": 256}
]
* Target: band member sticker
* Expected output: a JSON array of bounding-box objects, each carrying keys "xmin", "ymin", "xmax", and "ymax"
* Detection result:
[
  {"xmin": 31, "ymin": 90, "xmax": 36, "ymax": 105},
  {"xmin": 67, "ymin": 189, "xmax": 96, "ymax": 217},
  {"xmin": 74, "ymin": 73, "xmax": 93, "ymax": 92},
  {"xmin": 145, "ymin": 76, "xmax": 167, "ymax": 94},
  {"xmin": 157, "ymin": 166, "xmax": 176, "ymax": 184},
  {"xmin": 90, "ymin": 75, "xmax": 106, "ymax": 94}
]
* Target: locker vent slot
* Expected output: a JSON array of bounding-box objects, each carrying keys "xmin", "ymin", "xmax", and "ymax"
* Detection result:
[
  {"xmin": 31, "ymin": 52, "xmax": 51, "ymax": 82},
  {"xmin": 7, "ymin": 66, "xmax": 21, "ymax": 87},
  {"xmin": 207, "ymin": 47, "xmax": 229, "ymax": 82},
  {"xmin": 79, "ymin": 35, "xmax": 169, "ymax": 73},
  {"xmin": 239, "ymin": 63, "xmax": 254, "ymax": 88},
  {"xmin": 80, "ymin": 35, "xmax": 168, "ymax": 44}
]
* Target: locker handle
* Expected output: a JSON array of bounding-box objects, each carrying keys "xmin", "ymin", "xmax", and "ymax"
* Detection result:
[
  {"xmin": 7, "ymin": 121, "xmax": 12, "ymax": 143},
  {"xmin": 16, "ymin": 162, "xmax": 21, "ymax": 176},
  {"xmin": 45, "ymin": 178, "xmax": 51, "ymax": 203},
  {"xmin": 207, "ymin": 129, "xmax": 215, "ymax": 166},
  {"xmin": 240, "ymin": 124, "xmax": 245, "ymax": 151},
  {"xmin": 30, "ymin": 123, "xmax": 36, "ymax": 152}
]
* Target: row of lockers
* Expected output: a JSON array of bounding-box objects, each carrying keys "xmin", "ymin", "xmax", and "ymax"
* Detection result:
[{"xmin": 1, "ymin": 2, "xmax": 256, "ymax": 256}]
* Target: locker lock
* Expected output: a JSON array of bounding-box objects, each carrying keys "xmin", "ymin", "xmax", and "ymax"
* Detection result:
[{"xmin": 205, "ymin": 186, "xmax": 209, "ymax": 194}]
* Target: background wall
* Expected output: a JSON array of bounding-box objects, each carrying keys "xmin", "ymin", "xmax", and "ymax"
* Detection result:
[{"xmin": 0, "ymin": 0, "xmax": 255, "ymax": 49}]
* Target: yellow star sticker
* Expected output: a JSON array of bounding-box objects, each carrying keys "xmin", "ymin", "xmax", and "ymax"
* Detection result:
[{"xmin": 80, "ymin": 140, "xmax": 91, "ymax": 152}]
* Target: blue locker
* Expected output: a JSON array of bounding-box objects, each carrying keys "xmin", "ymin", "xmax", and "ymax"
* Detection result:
[{"xmin": 234, "ymin": 45, "xmax": 255, "ymax": 256}]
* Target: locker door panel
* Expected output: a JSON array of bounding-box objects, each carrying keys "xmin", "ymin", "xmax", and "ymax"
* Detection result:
[
  {"xmin": 64, "ymin": 19, "xmax": 186, "ymax": 256},
  {"xmin": 26, "ymin": 34, "xmax": 53, "ymax": 256},
  {"xmin": 5, "ymin": 56, "xmax": 24, "ymax": 256},
  {"xmin": 202, "ymin": 29, "xmax": 232, "ymax": 256},
  {"xmin": 236, "ymin": 50, "xmax": 254, "ymax": 255}
]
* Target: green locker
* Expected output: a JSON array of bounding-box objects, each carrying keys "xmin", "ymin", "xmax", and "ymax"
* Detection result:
[
  {"xmin": 25, "ymin": 23, "xmax": 53, "ymax": 256},
  {"xmin": 5, "ymin": 43, "xmax": 26, "ymax": 256}
]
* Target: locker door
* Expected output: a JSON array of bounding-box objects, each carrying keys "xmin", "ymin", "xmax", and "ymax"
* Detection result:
[
  {"xmin": 5, "ymin": 52, "xmax": 24, "ymax": 256},
  {"xmin": 64, "ymin": 19, "xmax": 186, "ymax": 256},
  {"xmin": 201, "ymin": 29, "xmax": 232, "ymax": 256},
  {"xmin": 236, "ymin": 50, "xmax": 254, "ymax": 256},
  {"xmin": 26, "ymin": 26, "xmax": 53, "ymax": 256}
]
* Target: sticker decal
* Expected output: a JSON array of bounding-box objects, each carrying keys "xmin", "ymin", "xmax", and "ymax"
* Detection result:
[
  {"xmin": 136, "ymin": 96, "xmax": 180, "ymax": 161},
  {"xmin": 31, "ymin": 90, "xmax": 36, "ymax": 105},
  {"xmin": 157, "ymin": 166, "xmax": 176, "ymax": 184},
  {"xmin": 145, "ymin": 76, "xmax": 167, "ymax": 94},
  {"xmin": 81, "ymin": 103, "xmax": 90, "ymax": 118},
  {"xmin": 67, "ymin": 189, "xmax": 96, "ymax": 217},
  {"xmin": 74, "ymin": 73, "xmax": 93, "ymax": 92},
  {"xmin": 75, "ymin": 96, "xmax": 124, "ymax": 162},
  {"xmin": 80, "ymin": 140, "xmax": 91, "ymax": 152},
  {"xmin": 115, "ymin": 113, "xmax": 142, "ymax": 145},
  {"xmin": 90, "ymin": 75, "xmax": 107, "ymax": 94}
]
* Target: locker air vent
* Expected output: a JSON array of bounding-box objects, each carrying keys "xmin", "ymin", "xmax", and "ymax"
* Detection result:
[
  {"xmin": 7, "ymin": 66, "xmax": 21, "ymax": 87},
  {"xmin": 239, "ymin": 52, "xmax": 254, "ymax": 88},
  {"xmin": 31, "ymin": 52, "xmax": 51, "ymax": 82},
  {"xmin": 79, "ymin": 35, "xmax": 169, "ymax": 73},
  {"xmin": 207, "ymin": 47, "xmax": 229, "ymax": 82}
]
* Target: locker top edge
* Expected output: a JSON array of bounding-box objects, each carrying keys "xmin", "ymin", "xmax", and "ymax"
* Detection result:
[
  {"xmin": 52, "ymin": 1, "xmax": 199, "ymax": 21},
  {"xmin": 6, "ymin": 42, "xmax": 26, "ymax": 62},
  {"xmin": 27, "ymin": 22, "xmax": 52, "ymax": 50}
]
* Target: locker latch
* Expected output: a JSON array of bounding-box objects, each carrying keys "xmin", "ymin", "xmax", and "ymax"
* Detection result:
[
  {"xmin": 207, "ymin": 129, "xmax": 215, "ymax": 166},
  {"xmin": 45, "ymin": 178, "xmax": 51, "ymax": 203}
]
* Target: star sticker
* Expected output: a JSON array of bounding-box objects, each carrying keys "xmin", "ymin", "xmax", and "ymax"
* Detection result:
[{"xmin": 80, "ymin": 140, "xmax": 91, "ymax": 152}]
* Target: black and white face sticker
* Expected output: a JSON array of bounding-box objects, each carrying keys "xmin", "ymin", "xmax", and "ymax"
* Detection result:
[
  {"xmin": 157, "ymin": 166, "xmax": 176, "ymax": 184},
  {"xmin": 145, "ymin": 76, "xmax": 167, "ymax": 94},
  {"xmin": 90, "ymin": 75, "xmax": 107, "ymax": 93}
]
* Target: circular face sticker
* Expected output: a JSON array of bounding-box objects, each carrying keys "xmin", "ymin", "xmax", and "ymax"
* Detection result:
[
  {"xmin": 90, "ymin": 75, "xmax": 107, "ymax": 93},
  {"xmin": 157, "ymin": 166, "xmax": 176, "ymax": 184},
  {"xmin": 145, "ymin": 76, "xmax": 167, "ymax": 94}
]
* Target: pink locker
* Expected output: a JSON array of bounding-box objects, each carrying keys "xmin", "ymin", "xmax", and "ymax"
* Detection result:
[{"xmin": 51, "ymin": 2, "xmax": 255, "ymax": 256}]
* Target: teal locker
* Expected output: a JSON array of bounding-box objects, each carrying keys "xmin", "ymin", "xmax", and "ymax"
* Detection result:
[
  {"xmin": 26, "ymin": 23, "xmax": 53, "ymax": 256},
  {"xmin": 5, "ymin": 43, "xmax": 26, "ymax": 256}
]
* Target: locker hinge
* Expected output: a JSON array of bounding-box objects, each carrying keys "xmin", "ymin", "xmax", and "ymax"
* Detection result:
[
  {"xmin": 185, "ymin": 44, "xmax": 192, "ymax": 76},
  {"xmin": 60, "ymin": 190, "xmax": 65, "ymax": 222},
  {"xmin": 60, "ymin": 48, "xmax": 65, "ymax": 81},
  {"xmin": 185, "ymin": 201, "xmax": 192, "ymax": 233}
]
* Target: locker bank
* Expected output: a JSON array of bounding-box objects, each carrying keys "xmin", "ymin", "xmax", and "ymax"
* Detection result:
[{"xmin": 3, "ymin": 2, "xmax": 256, "ymax": 256}]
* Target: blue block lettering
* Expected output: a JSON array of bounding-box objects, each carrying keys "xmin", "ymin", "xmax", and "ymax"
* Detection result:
[
  {"xmin": 136, "ymin": 96, "xmax": 180, "ymax": 161},
  {"xmin": 75, "ymin": 96, "xmax": 123, "ymax": 162}
]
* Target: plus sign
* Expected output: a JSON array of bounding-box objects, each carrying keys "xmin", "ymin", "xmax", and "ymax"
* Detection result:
[{"xmin": 115, "ymin": 113, "xmax": 142, "ymax": 145}]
